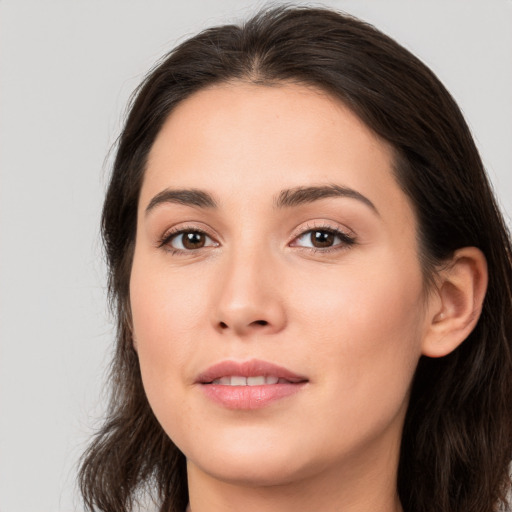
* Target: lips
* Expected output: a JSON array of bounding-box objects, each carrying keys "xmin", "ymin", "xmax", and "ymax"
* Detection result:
[
  {"xmin": 196, "ymin": 359, "xmax": 308, "ymax": 410},
  {"xmin": 196, "ymin": 359, "xmax": 307, "ymax": 384}
]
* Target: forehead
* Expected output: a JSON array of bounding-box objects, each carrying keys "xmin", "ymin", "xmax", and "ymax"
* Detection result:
[{"xmin": 142, "ymin": 82, "xmax": 409, "ymax": 220}]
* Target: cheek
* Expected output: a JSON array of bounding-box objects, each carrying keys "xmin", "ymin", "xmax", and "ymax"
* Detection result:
[
  {"xmin": 129, "ymin": 252, "xmax": 211, "ymax": 416},
  {"xmin": 130, "ymin": 249, "xmax": 209, "ymax": 348},
  {"xmin": 295, "ymin": 254, "xmax": 425, "ymax": 419}
]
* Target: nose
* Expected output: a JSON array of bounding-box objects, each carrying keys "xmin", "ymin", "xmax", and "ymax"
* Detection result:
[{"xmin": 211, "ymin": 247, "xmax": 287, "ymax": 337}]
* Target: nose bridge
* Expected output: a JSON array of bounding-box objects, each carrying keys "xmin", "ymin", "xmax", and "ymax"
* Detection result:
[{"xmin": 212, "ymin": 238, "xmax": 286, "ymax": 336}]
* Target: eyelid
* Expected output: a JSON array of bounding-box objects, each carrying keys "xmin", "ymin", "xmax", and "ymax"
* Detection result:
[
  {"xmin": 158, "ymin": 223, "xmax": 219, "ymax": 250},
  {"xmin": 289, "ymin": 221, "xmax": 356, "ymax": 250},
  {"xmin": 156, "ymin": 220, "xmax": 356, "ymax": 254}
]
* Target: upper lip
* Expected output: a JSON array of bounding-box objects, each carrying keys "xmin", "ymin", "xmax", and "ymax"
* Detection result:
[{"xmin": 196, "ymin": 359, "xmax": 308, "ymax": 384}]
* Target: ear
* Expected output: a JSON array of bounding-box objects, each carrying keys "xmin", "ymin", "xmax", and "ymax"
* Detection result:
[{"xmin": 422, "ymin": 247, "xmax": 488, "ymax": 358}]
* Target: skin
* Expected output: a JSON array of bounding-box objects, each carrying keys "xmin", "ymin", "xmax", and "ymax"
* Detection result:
[{"xmin": 129, "ymin": 82, "xmax": 487, "ymax": 512}]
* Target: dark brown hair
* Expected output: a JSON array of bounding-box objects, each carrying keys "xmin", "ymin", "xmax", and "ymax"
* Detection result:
[{"xmin": 79, "ymin": 6, "xmax": 512, "ymax": 512}]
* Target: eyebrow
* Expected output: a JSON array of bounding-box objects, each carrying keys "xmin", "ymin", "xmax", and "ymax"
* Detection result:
[
  {"xmin": 145, "ymin": 184, "xmax": 378, "ymax": 216},
  {"xmin": 274, "ymin": 184, "xmax": 379, "ymax": 215},
  {"xmin": 145, "ymin": 188, "xmax": 217, "ymax": 215}
]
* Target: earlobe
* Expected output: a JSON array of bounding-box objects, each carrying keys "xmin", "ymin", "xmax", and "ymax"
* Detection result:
[{"xmin": 422, "ymin": 247, "xmax": 488, "ymax": 358}]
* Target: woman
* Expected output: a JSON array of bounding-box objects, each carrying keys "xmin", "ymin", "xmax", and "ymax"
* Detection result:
[{"xmin": 79, "ymin": 6, "xmax": 512, "ymax": 512}]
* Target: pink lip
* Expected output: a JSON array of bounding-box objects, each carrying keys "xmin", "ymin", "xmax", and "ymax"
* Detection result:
[{"xmin": 196, "ymin": 359, "xmax": 308, "ymax": 410}]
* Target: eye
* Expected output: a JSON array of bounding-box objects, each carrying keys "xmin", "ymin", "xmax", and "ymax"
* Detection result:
[
  {"xmin": 292, "ymin": 227, "xmax": 355, "ymax": 250},
  {"xmin": 162, "ymin": 229, "xmax": 218, "ymax": 252}
]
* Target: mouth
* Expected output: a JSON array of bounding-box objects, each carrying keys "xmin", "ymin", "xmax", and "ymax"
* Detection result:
[
  {"xmin": 209, "ymin": 375, "xmax": 293, "ymax": 386},
  {"xmin": 196, "ymin": 359, "xmax": 308, "ymax": 410},
  {"xmin": 196, "ymin": 359, "xmax": 308, "ymax": 385}
]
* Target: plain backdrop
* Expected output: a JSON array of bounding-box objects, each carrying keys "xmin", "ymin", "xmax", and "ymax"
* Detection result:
[{"xmin": 1, "ymin": 1, "xmax": 511, "ymax": 511}]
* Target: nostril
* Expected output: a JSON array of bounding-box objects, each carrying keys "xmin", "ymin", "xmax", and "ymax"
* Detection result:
[{"xmin": 217, "ymin": 319, "xmax": 269, "ymax": 331}]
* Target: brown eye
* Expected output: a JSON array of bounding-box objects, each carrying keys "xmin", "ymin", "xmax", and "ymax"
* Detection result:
[
  {"xmin": 292, "ymin": 227, "xmax": 355, "ymax": 251},
  {"xmin": 182, "ymin": 232, "xmax": 206, "ymax": 249},
  {"xmin": 311, "ymin": 230, "xmax": 335, "ymax": 248},
  {"xmin": 168, "ymin": 230, "xmax": 216, "ymax": 251}
]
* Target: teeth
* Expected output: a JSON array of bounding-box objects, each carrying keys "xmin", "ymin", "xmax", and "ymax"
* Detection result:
[
  {"xmin": 211, "ymin": 375, "xmax": 282, "ymax": 386},
  {"xmin": 247, "ymin": 376, "xmax": 265, "ymax": 386}
]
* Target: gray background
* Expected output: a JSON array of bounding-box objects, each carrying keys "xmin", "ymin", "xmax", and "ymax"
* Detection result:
[{"xmin": 1, "ymin": 1, "xmax": 511, "ymax": 511}]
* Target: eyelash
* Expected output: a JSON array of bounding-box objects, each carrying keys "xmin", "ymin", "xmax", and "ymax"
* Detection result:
[
  {"xmin": 158, "ymin": 223, "xmax": 356, "ymax": 256},
  {"xmin": 157, "ymin": 225, "xmax": 218, "ymax": 256},
  {"xmin": 290, "ymin": 223, "xmax": 356, "ymax": 253}
]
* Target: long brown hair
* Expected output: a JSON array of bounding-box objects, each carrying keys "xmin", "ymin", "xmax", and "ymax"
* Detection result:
[{"xmin": 79, "ymin": 6, "xmax": 512, "ymax": 512}]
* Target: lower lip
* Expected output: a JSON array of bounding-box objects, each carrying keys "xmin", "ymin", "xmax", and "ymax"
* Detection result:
[{"xmin": 200, "ymin": 382, "xmax": 306, "ymax": 410}]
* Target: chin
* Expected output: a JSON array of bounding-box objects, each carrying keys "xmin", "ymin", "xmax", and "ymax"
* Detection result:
[
  {"xmin": 182, "ymin": 428, "xmax": 314, "ymax": 487},
  {"xmin": 189, "ymin": 454, "xmax": 310, "ymax": 488}
]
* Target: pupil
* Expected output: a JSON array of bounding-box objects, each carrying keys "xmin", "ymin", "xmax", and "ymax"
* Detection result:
[
  {"xmin": 312, "ymin": 230, "xmax": 334, "ymax": 248},
  {"xmin": 183, "ymin": 232, "xmax": 205, "ymax": 249}
]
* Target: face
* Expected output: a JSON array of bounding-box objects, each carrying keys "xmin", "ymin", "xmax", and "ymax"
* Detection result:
[{"xmin": 130, "ymin": 82, "xmax": 430, "ymax": 488}]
